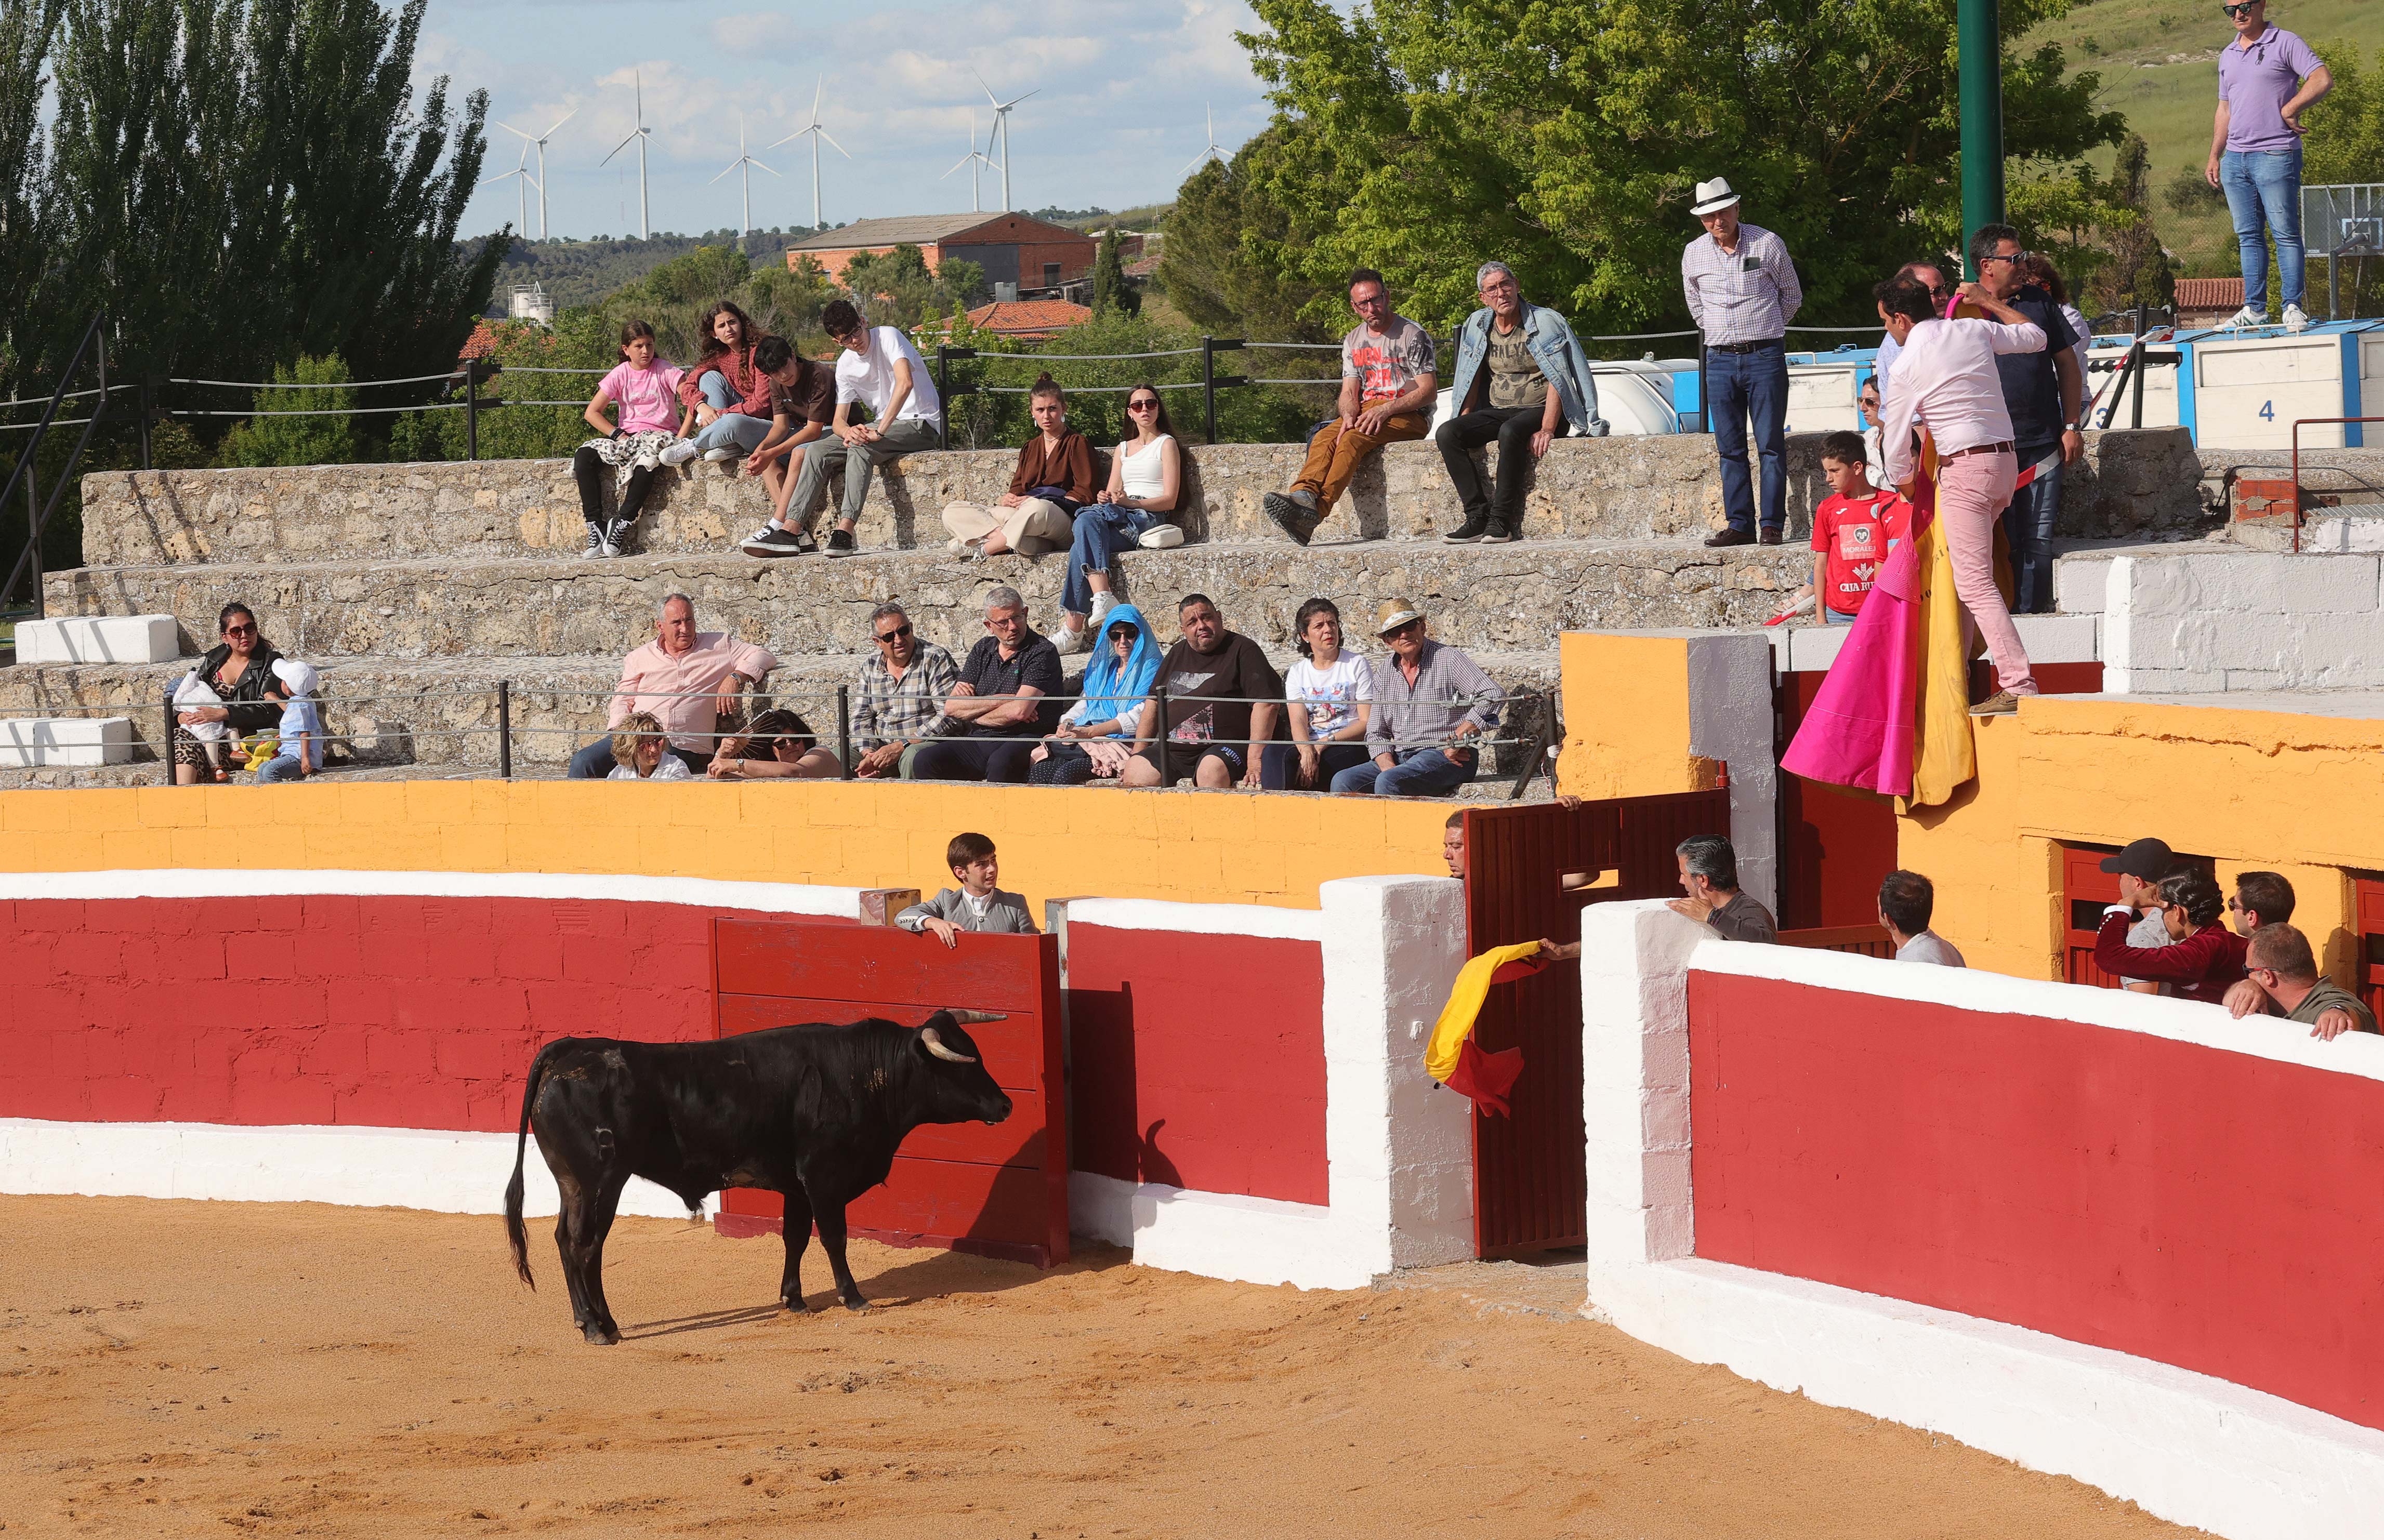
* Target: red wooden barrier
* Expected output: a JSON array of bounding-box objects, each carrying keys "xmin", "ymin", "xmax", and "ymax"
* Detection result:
[{"xmin": 710, "ymin": 917, "xmax": 1069, "ymax": 1267}]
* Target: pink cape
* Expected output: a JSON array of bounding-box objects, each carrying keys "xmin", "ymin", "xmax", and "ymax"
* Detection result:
[{"xmin": 1780, "ymin": 501, "xmax": 1932, "ymax": 798}]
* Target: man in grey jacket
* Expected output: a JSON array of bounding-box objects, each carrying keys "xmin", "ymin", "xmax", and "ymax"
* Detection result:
[
  {"xmin": 1332, "ymin": 598, "xmax": 1502, "ymax": 798},
  {"xmin": 1434, "ymin": 260, "xmax": 1608, "ymax": 545},
  {"xmin": 894, "ymin": 832, "xmax": 1039, "ymax": 945}
]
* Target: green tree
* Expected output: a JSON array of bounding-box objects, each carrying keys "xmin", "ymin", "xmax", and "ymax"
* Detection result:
[
  {"xmin": 1090, "ymin": 226, "xmax": 1141, "ymax": 316},
  {"xmin": 2303, "ymin": 41, "xmax": 2384, "ymax": 315},
  {"xmin": 2080, "ymin": 134, "xmax": 2174, "ymax": 316},
  {"xmin": 217, "ymin": 354, "xmax": 360, "ymax": 467},
  {"xmin": 1223, "ymin": 0, "xmax": 2126, "ymax": 336},
  {"xmin": 1158, "ymin": 126, "xmax": 1335, "ymax": 339},
  {"xmin": 0, "ymin": 0, "xmax": 62, "ymax": 386},
  {"xmin": 389, "ymin": 312, "xmax": 617, "ymax": 463},
  {"xmin": 842, "ymin": 243, "xmax": 985, "ymax": 328}
]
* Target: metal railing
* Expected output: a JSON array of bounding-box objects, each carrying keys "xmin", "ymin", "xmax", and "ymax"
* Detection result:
[
  {"xmin": 2, "ymin": 312, "xmax": 113, "ymax": 620},
  {"xmin": 27, "ymin": 679, "xmax": 1555, "ymax": 799}
]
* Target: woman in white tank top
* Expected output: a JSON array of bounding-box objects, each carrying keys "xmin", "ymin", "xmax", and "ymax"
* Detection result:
[{"xmin": 1053, "ymin": 384, "xmax": 1184, "ymax": 654}]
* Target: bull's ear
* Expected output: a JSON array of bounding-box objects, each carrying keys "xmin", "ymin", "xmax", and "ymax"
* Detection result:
[{"xmin": 915, "ymin": 1014, "xmax": 979, "ymax": 1065}]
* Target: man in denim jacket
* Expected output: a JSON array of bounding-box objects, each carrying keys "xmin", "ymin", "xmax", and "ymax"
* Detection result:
[{"xmin": 1434, "ymin": 260, "xmax": 1608, "ymax": 543}]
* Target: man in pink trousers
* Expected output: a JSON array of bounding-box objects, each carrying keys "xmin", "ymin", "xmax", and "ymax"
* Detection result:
[{"xmin": 1871, "ymin": 272, "xmax": 2046, "ymax": 716}]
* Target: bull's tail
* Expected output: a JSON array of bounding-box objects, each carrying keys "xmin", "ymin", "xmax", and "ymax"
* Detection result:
[{"xmin": 506, "ymin": 1040, "xmax": 565, "ymax": 1290}]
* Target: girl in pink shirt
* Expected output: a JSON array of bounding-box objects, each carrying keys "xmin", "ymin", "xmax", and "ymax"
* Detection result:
[{"xmin": 575, "ymin": 320, "xmax": 687, "ymax": 557}]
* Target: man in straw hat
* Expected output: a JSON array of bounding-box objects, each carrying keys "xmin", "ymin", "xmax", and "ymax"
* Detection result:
[
  {"xmin": 1680, "ymin": 176, "xmax": 1801, "ymax": 548},
  {"xmin": 1332, "ymin": 598, "xmax": 1502, "ymax": 798}
]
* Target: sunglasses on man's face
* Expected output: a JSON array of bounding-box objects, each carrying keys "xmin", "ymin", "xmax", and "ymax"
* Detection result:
[
  {"xmin": 875, "ymin": 623, "xmax": 913, "ymax": 643},
  {"xmin": 2222, "ymin": 2, "xmax": 2259, "ymax": 16}
]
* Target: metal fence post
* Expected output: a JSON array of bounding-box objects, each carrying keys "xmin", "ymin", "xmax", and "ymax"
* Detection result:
[
  {"xmin": 24, "ymin": 469, "xmax": 40, "ymax": 620},
  {"xmin": 496, "ymin": 679, "xmax": 512, "ymax": 779},
  {"xmin": 934, "ymin": 347, "xmax": 951, "ymax": 449},
  {"xmin": 1201, "ymin": 338, "xmax": 1216, "ymax": 443},
  {"xmin": 162, "ymin": 689, "xmax": 177, "ymax": 786},
  {"xmin": 137, "ymin": 376, "xmax": 154, "ymax": 471},
  {"xmin": 464, "ymin": 359, "xmax": 483, "ymax": 461},
  {"xmin": 837, "ymin": 684, "xmax": 853, "ymax": 780},
  {"xmin": 1149, "ymin": 687, "xmax": 1170, "ymax": 785}
]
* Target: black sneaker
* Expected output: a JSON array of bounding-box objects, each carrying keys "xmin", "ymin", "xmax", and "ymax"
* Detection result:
[
  {"xmin": 824, "ymin": 528, "xmax": 858, "ymax": 558},
  {"xmin": 601, "ymin": 519, "xmax": 631, "ymax": 557},
  {"xmin": 1479, "ymin": 520, "xmax": 1512, "ymax": 544},
  {"xmin": 741, "ymin": 526, "xmax": 810, "ymax": 558},
  {"xmin": 1262, "ymin": 492, "xmax": 1315, "ymax": 546},
  {"xmin": 581, "ymin": 523, "xmax": 605, "ymax": 559},
  {"xmin": 1443, "ymin": 518, "xmax": 1489, "ymax": 543}
]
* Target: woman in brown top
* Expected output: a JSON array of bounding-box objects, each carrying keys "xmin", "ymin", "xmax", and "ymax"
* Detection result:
[{"xmin": 939, "ymin": 374, "xmax": 1096, "ymax": 558}]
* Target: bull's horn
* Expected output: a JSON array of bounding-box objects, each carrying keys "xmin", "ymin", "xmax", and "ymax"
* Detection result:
[
  {"xmin": 918, "ymin": 1025, "xmax": 979, "ymax": 1065},
  {"xmin": 946, "ymin": 1009, "xmax": 1008, "ymax": 1025}
]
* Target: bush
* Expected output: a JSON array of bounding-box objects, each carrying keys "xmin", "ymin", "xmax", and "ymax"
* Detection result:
[{"xmin": 216, "ymin": 356, "xmax": 359, "ymax": 467}]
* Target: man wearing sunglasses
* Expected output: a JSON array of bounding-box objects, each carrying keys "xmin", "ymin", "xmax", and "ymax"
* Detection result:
[
  {"xmin": 849, "ymin": 601, "xmax": 960, "ymax": 779},
  {"xmin": 1971, "ymin": 223, "xmax": 2083, "ymax": 615},
  {"xmin": 2207, "ymin": 0, "xmax": 2330, "ymax": 332}
]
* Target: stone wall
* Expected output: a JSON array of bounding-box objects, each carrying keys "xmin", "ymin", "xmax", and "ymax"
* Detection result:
[{"xmin": 77, "ymin": 427, "xmax": 2211, "ymax": 567}]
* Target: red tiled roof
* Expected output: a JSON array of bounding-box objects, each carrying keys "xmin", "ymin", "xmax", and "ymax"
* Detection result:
[
  {"xmin": 948, "ymin": 299, "xmax": 1094, "ymax": 340},
  {"xmin": 2175, "ymin": 277, "xmax": 2244, "ymax": 309},
  {"xmin": 1124, "ymin": 251, "xmax": 1163, "ymax": 279},
  {"xmin": 459, "ymin": 320, "xmax": 502, "ymax": 361}
]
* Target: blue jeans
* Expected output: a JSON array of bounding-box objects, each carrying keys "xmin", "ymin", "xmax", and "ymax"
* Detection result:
[
  {"xmin": 256, "ymin": 753, "xmax": 306, "ymax": 782},
  {"xmin": 1329, "ymin": 748, "xmax": 1477, "ymax": 798},
  {"xmin": 2003, "ymin": 447, "xmax": 2064, "ymax": 614},
  {"xmin": 690, "ymin": 410, "xmax": 771, "ymax": 455},
  {"xmin": 1706, "ymin": 341, "xmax": 1789, "ymax": 534},
  {"xmin": 1822, "ymin": 606, "xmax": 1856, "ymax": 626},
  {"xmin": 1063, "ymin": 502, "xmax": 1154, "ymax": 617},
  {"xmin": 2221, "ymin": 144, "xmax": 2304, "ymax": 313},
  {"xmin": 698, "ymin": 371, "xmax": 740, "ymax": 410}
]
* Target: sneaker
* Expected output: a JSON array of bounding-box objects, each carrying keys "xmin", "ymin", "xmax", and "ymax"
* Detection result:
[
  {"xmin": 1088, "ymin": 590, "xmax": 1119, "ymax": 626},
  {"xmin": 2282, "ymin": 303, "xmax": 2311, "ymax": 334},
  {"xmin": 582, "ymin": 523, "xmax": 606, "ymax": 559},
  {"xmin": 704, "ymin": 447, "xmax": 738, "ymax": 463},
  {"xmin": 2222, "ymin": 304, "xmax": 2269, "ymax": 329},
  {"xmin": 1052, "ymin": 623, "xmax": 1091, "ymax": 656},
  {"xmin": 741, "ymin": 526, "xmax": 810, "ymax": 557},
  {"xmin": 1262, "ymin": 491, "xmax": 1315, "ymax": 546},
  {"xmin": 600, "ymin": 519, "xmax": 630, "ymax": 559},
  {"xmin": 1968, "ymin": 689, "xmax": 2027, "ymax": 717},
  {"xmin": 1444, "ymin": 517, "xmax": 1489, "ymax": 543},
  {"xmin": 659, "ymin": 439, "xmax": 701, "ymax": 467},
  {"xmin": 1478, "ymin": 520, "xmax": 1512, "ymax": 544},
  {"xmin": 824, "ymin": 528, "xmax": 859, "ymax": 558}
]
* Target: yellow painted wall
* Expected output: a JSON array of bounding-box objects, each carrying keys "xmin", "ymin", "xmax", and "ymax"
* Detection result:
[
  {"xmin": 1901, "ymin": 698, "xmax": 2384, "ymax": 984},
  {"xmin": 0, "ymin": 779, "xmax": 1456, "ymax": 911},
  {"xmin": 1553, "ymin": 633, "xmax": 1722, "ymax": 799}
]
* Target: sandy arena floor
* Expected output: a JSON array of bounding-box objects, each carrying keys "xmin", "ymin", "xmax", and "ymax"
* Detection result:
[{"xmin": 0, "ymin": 1197, "xmax": 2201, "ymax": 1538}]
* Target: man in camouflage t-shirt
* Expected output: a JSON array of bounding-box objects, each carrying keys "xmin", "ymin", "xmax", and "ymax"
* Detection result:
[{"xmin": 1263, "ymin": 269, "xmax": 1439, "ymax": 545}]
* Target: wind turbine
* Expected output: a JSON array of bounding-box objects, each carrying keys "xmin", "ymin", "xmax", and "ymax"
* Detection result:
[
  {"xmin": 972, "ymin": 69, "xmax": 1038, "ymax": 213},
  {"xmin": 712, "ymin": 113, "xmax": 780, "ymax": 249},
  {"xmin": 480, "ymin": 141, "xmax": 533, "ymax": 241},
  {"xmin": 1183, "ymin": 103, "xmax": 1228, "ymax": 177},
  {"xmin": 494, "ymin": 105, "xmax": 577, "ymax": 240},
  {"xmin": 600, "ymin": 70, "xmax": 654, "ymax": 240},
  {"xmin": 768, "ymin": 78, "xmax": 850, "ymax": 233},
  {"xmin": 943, "ymin": 107, "xmax": 996, "ymax": 214}
]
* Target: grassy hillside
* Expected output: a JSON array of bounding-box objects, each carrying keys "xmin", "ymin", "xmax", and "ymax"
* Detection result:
[
  {"xmin": 2024, "ymin": 0, "xmax": 2380, "ymax": 276},
  {"xmin": 476, "ymin": 229, "xmax": 828, "ymax": 313}
]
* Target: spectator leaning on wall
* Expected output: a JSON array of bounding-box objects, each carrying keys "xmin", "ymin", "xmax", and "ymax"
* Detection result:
[
  {"xmin": 895, "ymin": 832, "xmax": 1038, "ymax": 946},
  {"xmin": 1669, "ymin": 834, "xmax": 1775, "ymax": 943},
  {"xmin": 1879, "ymin": 870, "xmax": 1963, "ymax": 966},
  {"xmin": 2091, "ymin": 871, "xmax": 2249, "ymax": 1005},
  {"xmin": 2228, "ymin": 869, "xmax": 2296, "ymax": 934},
  {"xmin": 2228, "ymin": 923, "xmax": 2377, "ymax": 1040},
  {"xmin": 2101, "ymin": 838, "xmax": 2182, "ymax": 995}
]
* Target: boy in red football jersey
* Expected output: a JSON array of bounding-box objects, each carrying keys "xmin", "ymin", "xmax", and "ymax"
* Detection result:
[{"xmin": 1810, "ymin": 429, "xmax": 1908, "ymax": 623}]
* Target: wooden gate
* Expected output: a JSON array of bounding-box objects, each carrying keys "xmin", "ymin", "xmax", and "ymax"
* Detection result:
[
  {"xmin": 710, "ymin": 918, "xmax": 1069, "ymax": 1266},
  {"xmin": 1463, "ymin": 786, "xmax": 1732, "ymax": 1257}
]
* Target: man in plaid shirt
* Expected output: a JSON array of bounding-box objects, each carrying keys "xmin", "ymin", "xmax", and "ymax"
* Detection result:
[{"xmin": 850, "ymin": 601, "xmax": 960, "ymax": 778}]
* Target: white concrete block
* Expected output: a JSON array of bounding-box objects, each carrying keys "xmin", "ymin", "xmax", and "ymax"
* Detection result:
[
  {"xmin": 0, "ymin": 716, "xmax": 133, "ymax": 766},
  {"xmin": 12, "ymin": 614, "xmax": 178, "ymax": 664},
  {"xmin": 2282, "ymin": 554, "xmax": 2384, "ymax": 614},
  {"xmin": 2054, "ymin": 555, "xmax": 2114, "ymax": 614},
  {"xmin": 2010, "ymin": 612, "xmax": 2099, "ymax": 664},
  {"xmin": 1786, "ymin": 625, "xmax": 1849, "ymax": 673}
]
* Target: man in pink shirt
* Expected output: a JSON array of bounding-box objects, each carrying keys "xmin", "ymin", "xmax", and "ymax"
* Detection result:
[
  {"xmin": 568, "ymin": 593, "xmax": 780, "ymax": 777},
  {"xmin": 1872, "ymin": 273, "xmax": 2045, "ymax": 716}
]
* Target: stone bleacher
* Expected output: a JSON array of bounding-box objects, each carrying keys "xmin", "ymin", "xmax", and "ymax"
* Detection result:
[{"xmin": 4, "ymin": 428, "xmax": 2211, "ymax": 785}]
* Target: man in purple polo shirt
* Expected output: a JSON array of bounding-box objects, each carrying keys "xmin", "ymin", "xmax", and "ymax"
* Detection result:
[{"xmin": 2205, "ymin": 1, "xmax": 2332, "ymax": 331}]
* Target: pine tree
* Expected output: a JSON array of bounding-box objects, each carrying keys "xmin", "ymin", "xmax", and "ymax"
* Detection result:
[{"xmin": 1090, "ymin": 227, "xmax": 1139, "ymax": 316}]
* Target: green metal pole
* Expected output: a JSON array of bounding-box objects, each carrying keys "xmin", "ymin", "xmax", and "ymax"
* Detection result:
[{"xmin": 1958, "ymin": 0, "xmax": 2006, "ymax": 277}]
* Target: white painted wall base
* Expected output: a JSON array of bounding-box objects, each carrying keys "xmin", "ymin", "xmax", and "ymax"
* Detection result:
[
  {"xmin": 1068, "ymin": 1171, "xmax": 1360, "ymax": 1289},
  {"xmin": 1, "ymin": 715, "xmax": 133, "ymax": 766},
  {"xmin": 1577, "ymin": 899, "xmax": 2384, "ymax": 1540},
  {"xmin": 15, "ymin": 615, "xmax": 180, "ymax": 664},
  {"xmin": 2100, "ymin": 549, "xmax": 2384, "ymax": 693},
  {"xmin": 0, "ymin": 1117, "xmax": 714, "ymax": 1220}
]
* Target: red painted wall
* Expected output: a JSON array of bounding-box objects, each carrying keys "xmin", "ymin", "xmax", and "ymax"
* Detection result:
[
  {"xmin": 1688, "ymin": 970, "xmax": 2384, "ymax": 1431},
  {"xmin": 1, "ymin": 895, "xmax": 777, "ymax": 1133},
  {"xmin": 1065, "ymin": 925, "xmax": 1328, "ymax": 1205}
]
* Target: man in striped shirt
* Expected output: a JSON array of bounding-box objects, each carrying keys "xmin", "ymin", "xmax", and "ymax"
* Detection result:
[{"xmin": 1680, "ymin": 177, "xmax": 1802, "ymax": 548}]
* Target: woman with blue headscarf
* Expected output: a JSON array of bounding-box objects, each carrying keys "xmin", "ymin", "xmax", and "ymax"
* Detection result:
[{"xmin": 1028, "ymin": 602, "xmax": 1161, "ymax": 786}]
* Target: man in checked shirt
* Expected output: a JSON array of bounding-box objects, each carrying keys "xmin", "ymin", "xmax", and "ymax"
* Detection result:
[
  {"xmin": 848, "ymin": 600, "xmax": 960, "ymax": 778},
  {"xmin": 1681, "ymin": 176, "xmax": 1803, "ymax": 548}
]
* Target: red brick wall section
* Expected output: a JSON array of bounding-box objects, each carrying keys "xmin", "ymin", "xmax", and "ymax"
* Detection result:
[
  {"xmin": 0, "ymin": 895, "xmax": 779, "ymax": 1134},
  {"xmin": 1064, "ymin": 925, "xmax": 1329, "ymax": 1205},
  {"xmin": 1687, "ymin": 969, "xmax": 2384, "ymax": 1433}
]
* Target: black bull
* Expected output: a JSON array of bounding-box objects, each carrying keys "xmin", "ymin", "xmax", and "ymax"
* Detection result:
[{"xmin": 503, "ymin": 1010, "xmax": 1013, "ymax": 1344}]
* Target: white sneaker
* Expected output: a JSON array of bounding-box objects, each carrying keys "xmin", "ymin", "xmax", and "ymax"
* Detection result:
[
  {"xmin": 1052, "ymin": 623, "xmax": 1091, "ymax": 656},
  {"xmin": 2282, "ymin": 304, "xmax": 2310, "ymax": 333},
  {"xmin": 1088, "ymin": 590, "xmax": 1119, "ymax": 626},
  {"xmin": 659, "ymin": 440, "xmax": 700, "ymax": 467},
  {"xmin": 2223, "ymin": 304, "xmax": 2269, "ymax": 329},
  {"xmin": 702, "ymin": 447, "xmax": 737, "ymax": 462}
]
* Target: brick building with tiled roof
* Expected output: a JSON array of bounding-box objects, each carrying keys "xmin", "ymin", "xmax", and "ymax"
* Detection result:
[
  {"xmin": 787, "ymin": 212, "xmax": 1097, "ymax": 291},
  {"xmin": 923, "ymin": 299, "xmax": 1095, "ymax": 343}
]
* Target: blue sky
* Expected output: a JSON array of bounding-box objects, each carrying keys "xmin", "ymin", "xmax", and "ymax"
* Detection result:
[{"xmin": 424, "ymin": 0, "xmax": 1269, "ymax": 240}]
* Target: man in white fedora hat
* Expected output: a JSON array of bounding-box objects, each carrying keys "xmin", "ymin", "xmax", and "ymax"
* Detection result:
[{"xmin": 1680, "ymin": 176, "xmax": 1801, "ymax": 548}]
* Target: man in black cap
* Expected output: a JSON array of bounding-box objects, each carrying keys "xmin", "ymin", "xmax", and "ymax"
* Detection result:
[{"xmin": 2102, "ymin": 838, "xmax": 2180, "ymax": 995}]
